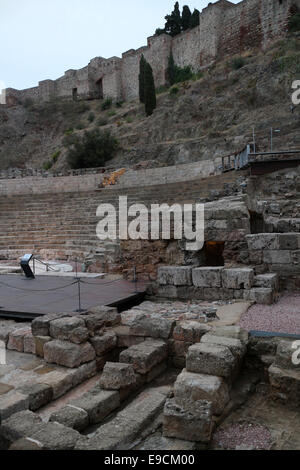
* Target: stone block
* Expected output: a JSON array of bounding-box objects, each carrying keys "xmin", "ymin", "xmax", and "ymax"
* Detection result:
[
  {"xmin": 163, "ymin": 398, "xmax": 212, "ymax": 443},
  {"xmin": 192, "ymin": 267, "xmax": 223, "ymax": 288},
  {"xmin": 70, "ymin": 360, "xmax": 97, "ymax": 388},
  {"xmin": 0, "ymin": 410, "xmax": 43, "ymax": 444},
  {"xmin": 70, "ymin": 386, "xmax": 120, "ymax": 424},
  {"xmin": 17, "ymin": 383, "xmax": 53, "ymax": 411},
  {"xmin": 155, "ymin": 285, "xmax": 178, "ymax": 299},
  {"xmin": 34, "ymin": 336, "xmax": 52, "ymax": 358},
  {"xmin": 9, "ymin": 437, "xmax": 44, "ymax": 450},
  {"xmin": 0, "ymin": 391, "xmax": 29, "ymax": 424},
  {"xmin": 31, "ymin": 313, "xmax": 69, "ymax": 337},
  {"xmin": 114, "ymin": 325, "xmax": 145, "ymax": 348},
  {"xmin": 119, "ymin": 339, "xmax": 168, "ymax": 374},
  {"xmin": 173, "ymin": 321, "xmax": 210, "ymax": 343},
  {"xmin": 246, "ymin": 234, "xmax": 279, "ymax": 251},
  {"xmin": 274, "ymin": 340, "xmax": 300, "ymax": 371},
  {"xmin": 50, "ymin": 405, "xmax": 89, "ymax": 432},
  {"xmin": 44, "ymin": 340, "xmax": 95, "ymax": 368},
  {"xmin": 99, "ymin": 362, "xmax": 137, "ymax": 390},
  {"xmin": 49, "ymin": 317, "xmax": 89, "ymax": 344},
  {"xmin": 254, "ymin": 273, "xmax": 279, "ymax": 290},
  {"xmin": 269, "ymin": 364, "xmax": 300, "ymax": 406},
  {"xmin": 157, "ymin": 266, "xmax": 192, "ymax": 286},
  {"xmin": 202, "ymin": 288, "xmax": 233, "ymax": 301},
  {"xmin": 210, "ymin": 326, "xmax": 249, "ymax": 345},
  {"xmin": 30, "ymin": 421, "xmax": 81, "ymax": 450},
  {"xmin": 186, "ymin": 343, "xmax": 236, "ymax": 379},
  {"xmin": 174, "ymin": 369, "xmax": 230, "ymax": 415},
  {"xmin": 168, "ymin": 340, "xmax": 192, "ymax": 358},
  {"xmin": 122, "ymin": 311, "xmax": 175, "ymax": 339},
  {"xmin": 263, "ymin": 250, "xmax": 292, "ymax": 265},
  {"xmin": 84, "ymin": 306, "xmax": 121, "ymax": 327},
  {"xmin": 89, "ymin": 331, "xmax": 117, "ymax": 356},
  {"xmin": 249, "ymin": 288, "xmax": 274, "ymax": 305},
  {"xmin": 201, "ymin": 334, "xmax": 246, "ymax": 359},
  {"xmin": 23, "ymin": 332, "xmax": 36, "ymax": 355},
  {"xmin": 7, "ymin": 328, "xmax": 31, "ymax": 352},
  {"xmin": 278, "ymin": 233, "xmax": 300, "ymax": 250},
  {"xmin": 222, "ymin": 268, "xmax": 254, "ymax": 290}
]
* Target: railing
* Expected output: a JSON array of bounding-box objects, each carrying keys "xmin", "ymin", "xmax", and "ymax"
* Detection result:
[{"xmin": 221, "ymin": 145, "xmax": 251, "ymax": 172}]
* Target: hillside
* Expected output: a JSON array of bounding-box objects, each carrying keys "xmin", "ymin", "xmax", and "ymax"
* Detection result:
[{"xmin": 0, "ymin": 34, "xmax": 300, "ymax": 172}]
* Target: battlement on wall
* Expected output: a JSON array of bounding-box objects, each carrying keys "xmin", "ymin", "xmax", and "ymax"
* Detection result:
[{"xmin": 3, "ymin": 0, "xmax": 297, "ymax": 106}]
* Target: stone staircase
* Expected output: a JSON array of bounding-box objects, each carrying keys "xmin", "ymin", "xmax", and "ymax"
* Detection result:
[{"xmin": 0, "ymin": 171, "xmax": 244, "ymax": 264}]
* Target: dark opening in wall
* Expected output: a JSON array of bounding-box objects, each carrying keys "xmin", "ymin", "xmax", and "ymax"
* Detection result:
[
  {"xmin": 72, "ymin": 88, "xmax": 78, "ymax": 101},
  {"xmin": 96, "ymin": 78, "xmax": 104, "ymax": 99},
  {"xmin": 250, "ymin": 211, "xmax": 265, "ymax": 234},
  {"xmin": 204, "ymin": 242, "xmax": 225, "ymax": 266}
]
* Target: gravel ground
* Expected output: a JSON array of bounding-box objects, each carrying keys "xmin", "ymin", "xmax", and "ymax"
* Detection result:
[
  {"xmin": 213, "ymin": 422, "xmax": 272, "ymax": 450},
  {"xmin": 238, "ymin": 293, "xmax": 300, "ymax": 334}
]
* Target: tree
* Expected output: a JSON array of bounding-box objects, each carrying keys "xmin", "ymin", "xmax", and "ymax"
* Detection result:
[
  {"xmin": 66, "ymin": 129, "xmax": 118, "ymax": 169},
  {"xmin": 165, "ymin": 2, "xmax": 182, "ymax": 37},
  {"xmin": 139, "ymin": 55, "xmax": 147, "ymax": 104},
  {"xmin": 182, "ymin": 5, "xmax": 192, "ymax": 31},
  {"xmin": 144, "ymin": 62, "xmax": 156, "ymax": 116},
  {"xmin": 167, "ymin": 53, "xmax": 176, "ymax": 86},
  {"xmin": 189, "ymin": 8, "xmax": 200, "ymax": 28}
]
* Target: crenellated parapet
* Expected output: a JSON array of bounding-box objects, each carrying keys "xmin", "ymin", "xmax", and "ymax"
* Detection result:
[{"xmin": 3, "ymin": 0, "xmax": 299, "ymax": 107}]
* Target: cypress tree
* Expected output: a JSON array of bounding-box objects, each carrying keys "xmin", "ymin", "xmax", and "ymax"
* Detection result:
[
  {"xmin": 182, "ymin": 5, "xmax": 192, "ymax": 31},
  {"xmin": 189, "ymin": 8, "xmax": 200, "ymax": 28},
  {"xmin": 144, "ymin": 62, "xmax": 156, "ymax": 117},
  {"xmin": 139, "ymin": 55, "xmax": 146, "ymax": 104},
  {"xmin": 165, "ymin": 2, "xmax": 182, "ymax": 37}
]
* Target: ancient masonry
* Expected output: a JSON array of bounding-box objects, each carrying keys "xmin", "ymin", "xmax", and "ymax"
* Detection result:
[{"xmin": 2, "ymin": 0, "xmax": 300, "ymax": 106}]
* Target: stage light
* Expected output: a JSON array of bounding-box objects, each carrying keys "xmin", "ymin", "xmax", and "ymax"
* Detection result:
[{"xmin": 20, "ymin": 254, "xmax": 35, "ymax": 279}]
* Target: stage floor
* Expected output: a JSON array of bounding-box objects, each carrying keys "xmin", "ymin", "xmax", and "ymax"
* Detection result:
[{"xmin": 0, "ymin": 274, "xmax": 147, "ymax": 319}]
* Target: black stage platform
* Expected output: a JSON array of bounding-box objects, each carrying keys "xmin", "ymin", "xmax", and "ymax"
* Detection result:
[{"xmin": 0, "ymin": 274, "xmax": 147, "ymax": 320}]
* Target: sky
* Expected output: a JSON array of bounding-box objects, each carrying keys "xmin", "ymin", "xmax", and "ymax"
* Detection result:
[{"xmin": 0, "ymin": 0, "xmax": 240, "ymax": 92}]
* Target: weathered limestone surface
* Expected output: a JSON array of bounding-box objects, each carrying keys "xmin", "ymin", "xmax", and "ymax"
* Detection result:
[
  {"xmin": 31, "ymin": 313, "xmax": 70, "ymax": 337},
  {"xmin": 50, "ymin": 405, "xmax": 89, "ymax": 432},
  {"xmin": 210, "ymin": 326, "xmax": 249, "ymax": 345},
  {"xmin": 173, "ymin": 322, "xmax": 211, "ymax": 343},
  {"xmin": 119, "ymin": 339, "xmax": 168, "ymax": 374},
  {"xmin": 163, "ymin": 398, "xmax": 212, "ymax": 443},
  {"xmin": 99, "ymin": 362, "xmax": 137, "ymax": 390},
  {"xmin": 0, "ymin": 391, "xmax": 29, "ymax": 424},
  {"xmin": 0, "ymin": 410, "xmax": 43, "ymax": 446},
  {"xmin": 121, "ymin": 311, "xmax": 175, "ymax": 339},
  {"xmin": 29, "ymin": 421, "xmax": 81, "ymax": 450},
  {"xmin": 254, "ymin": 273, "xmax": 279, "ymax": 290},
  {"xmin": 44, "ymin": 340, "xmax": 95, "ymax": 368},
  {"xmin": 34, "ymin": 336, "xmax": 52, "ymax": 358},
  {"xmin": 49, "ymin": 317, "xmax": 89, "ymax": 344},
  {"xmin": 75, "ymin": 389, "xmax": 166, "ymax": 450},
  {"xmin": 222, "ymin": 268, "xmax": 254, "ymax": 290},
  {"xmin": 174, "ymin": 369, "xmax": 230, "ymax": 415},
  {"xmin": 89, "ymin": 331, "xmax": 117, "ymax": 356},
  {"xmin": 192, "ymin": 267, "xmax": 223, "ymax": 288},
  {"xmin": 84, "ymin": 306, "xmax": 121, "ymax": 327},
  {"xmin": 274, "ymin": 341, "xmax": 300, "ymax": 371},
  {"xmin": 7, "ymin": 328, "xmax": 31, "ymax": 352},
  {"xmin": 269, "ymin": 364, "xmax": 300, "ymax": 406},
  {"xmin": 186, "ymin": 343, "xmax": 236, "ymax": 379},
  {"xmin": 70, "ymin": 386, "xmax": 120, "ymax": 424},
  {"xmin": 201, "ymin": 334, "xmax": 246, "ymax": 359},
  {"xmin": 17, "ymin": 383, "xmax": 53, "ymax": 411},
  {"xmin": 157, "ymin": 266, "xmax": 192, "ymax": 286}
]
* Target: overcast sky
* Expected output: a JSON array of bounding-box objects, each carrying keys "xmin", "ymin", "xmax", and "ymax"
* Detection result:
[{"xmin": 1, "ymin": 0, "xmax": 240, "ymax": 91}]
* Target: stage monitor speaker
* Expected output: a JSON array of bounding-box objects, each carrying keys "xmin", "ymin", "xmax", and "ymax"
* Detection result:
[{"xmin": 20, "ymin": 254, "xmax": 35, "ymax": 279}]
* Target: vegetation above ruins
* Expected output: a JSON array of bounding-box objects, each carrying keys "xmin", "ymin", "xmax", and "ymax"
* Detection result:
[
  {"xmin": 139, "ymin": 55, "xmax": 157, "ymax": 116},
  {"xmin": 65, "ymin": 129, "xmax": 118, "ymax": 169},
  {"xmin": 155, "ymin": 2, "xmax": 200, "ymax": 37},
  {"xmin": 289, "ymin": 5, "xmax": 300, "ymax": 32}
]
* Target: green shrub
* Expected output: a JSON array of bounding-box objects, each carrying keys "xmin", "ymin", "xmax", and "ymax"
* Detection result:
[
  {"xmin": 97, "ymin": 117, "xmax": 108, "ymax": 127},
  {"xmin": 51, "ymin": 150, "xmax": 61, "ymax": 163},
  {"xmin": 229, "ymin": 57, "xmax": 246, "ymax": 70},
  {"xmin": 101, "ymin": 97, "xmax": 113, "ymax": 111},
  {"xmin": 76, "ymin": 122, "xmax": 85, "ymax": 130},
  {"xmin": 43, "ymin": 161, "xmax": 53, "ymax": 171},
  {"xmin": 66, "ymin": 129, "xmax": 119, "ymax": 169},
  {"xmin": 169, "ymin": 85, "xmax": 179, "ymax": 95},
  {"xmin": 88, "ymin": 112, "xmax": 95, "ymax": 123},
  {"xmin": 156, "ymin": 85, "xmax": 168, "ymax": 94},
  {"xmin": 276, "ymin": 52, "xmax": 300, "ymax": 73},
  {"xmin": 62, "ymin": 133, "xmax": 77, "ymax": 147},
  {"xmin": 116, "ymin": 100, "xmax": 124, "ymax": 108},
  {"xmin": 64, "ymin": 128, "xmax": 74, "ymax": 136},
  {"xmin": 125, "ymin": 116, "xmax": 134, "ymax": 124},
  {"xmin": 107, "ymin": 110, "xmax": 116, "ymax": 117},
  {"xmin": 289, "ymin": 9, "xmax": 300, "ymax": 32}
]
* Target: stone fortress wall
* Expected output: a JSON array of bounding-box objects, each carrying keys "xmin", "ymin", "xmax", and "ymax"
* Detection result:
[{"xmin": 4, "ymin": 0, "xmax": 300, "ymax": 106}]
